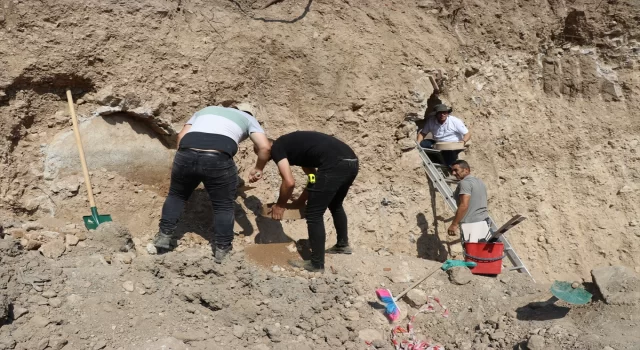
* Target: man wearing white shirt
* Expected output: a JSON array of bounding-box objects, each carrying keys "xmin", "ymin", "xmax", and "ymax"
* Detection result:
[{"xmin": 416, "ymin": 104, "xmax": 471, "ymax": 166}]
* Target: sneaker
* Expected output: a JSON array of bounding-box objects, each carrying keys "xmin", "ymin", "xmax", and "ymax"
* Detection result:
[
  {"xmin": 325, "ymin": 245, "xmax": 353, "ymax": 255},
  {"xmin": 288, "ymin": 259, "xmax": 324, "ymax": 273},
  {"xmin": 153, "ymin": 231, "xmax": 178, "ymax": 253},
  {"xmin": 214, "ymin": 245, "xmax": 232, "ymax": 264}
]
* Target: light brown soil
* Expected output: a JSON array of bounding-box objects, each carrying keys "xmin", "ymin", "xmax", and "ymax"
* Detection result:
[{"xmin": 1, "ymin": 0, "xmax": 640, "ymax": 349}]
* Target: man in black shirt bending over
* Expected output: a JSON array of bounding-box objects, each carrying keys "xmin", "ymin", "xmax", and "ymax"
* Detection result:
[{"xmin": 267, "ymin": 131, "xmax": 359, "ymax": 272}]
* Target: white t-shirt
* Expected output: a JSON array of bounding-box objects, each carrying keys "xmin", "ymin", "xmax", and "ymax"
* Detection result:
[{"xmin": 421, "ymin": 115, "xmax": 468, "ymax": 142}]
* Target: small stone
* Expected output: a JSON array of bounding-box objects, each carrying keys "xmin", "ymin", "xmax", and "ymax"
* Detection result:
[
  {"xmin": 286, "ymin": 243, "xmax": 297, "ymax": 253},
  {"xmin": 75, "ymin": 231, "xmax": 87, "ymax": 241},
  {"xmin": 67, "ymin": 294, "xmax": 83, "ymax": 304},
  {"xmin": 417, "ymin": 0, "xmax": 437, "ymax": 8},
  {"xmin": 39, "ymin": 240, "xmax": 66, "ymax": 259},
  {"xmin": 146, "ymin": 243, "xmax": 157, "ymax": 255},
  {"xmin": 65, "ymin": 234, "xmax": 79, "ymax": 246},
  {"xmin": 527, "ymin": 335, "xmax": 545, "ymax": 350},
  {"xmin": 122, "ymin": 281, "xmax": 135, "ymax": 292},
  {"xmin": 344, "ymin": 310, "xmax": 360, "ymax": 321},
  {"xmin": 629, "ymin": 220, "xmax": 638, "ymax": 227},
  {"xmin": 7, "ymin": 228, "xmax": 26, "ymax": 239},
  {"xmin": 13, "ymin": 307, "xmax": 29, "ymax": 319},
  {"xmin": 490, "ymin": 331, "xmax": 505, "ymax": 340},
  {"xmin": 460, "ymin": 342, "xmax": 473, "ymax": 350},
  {"xmin": 93, "ymin": 340, "xmax": 107, "ymax": 350},
  {"xmin": 358, "ymin": 329, "xmax": 383, "ymax": 342},
  {"xmin": 136, "ymin": 286, "xmax": 146, "ymax": 295},
  {"xmin": 37, "ymin": 339, "xmax": 49, "ymax": 350},
  {"xmin": 465, "ymin": 65, "xmax": 480, "ymax": 77},
  {"xmin": 447, "ymin": 267, "xmax": 473, "ymax": 285},
  {"xmin": 28, "ymin": 294, "xmax": 48, "ymax": 306},
  {"xmin": 21, "ymin": 239, "xmax": 42, "ymax": 250},
  {"xmin": 48, "ymin": 298, "xmax": 63, "ymax": 308},
  {"xmin": 22, "ymin": 222, "xmax": 43, "ymax": 231},
  {"xmin": 618, "ymin": 185, "xmax": 635, "ymax": 194},
  {"xmin": 31, "ymin": 315, "xmax": 51, "ymax": 327},
  {"xmin": 571, "ymin": 282, "xmax": 580, "ymax": 289},
  {"xmin": 233, "ymin": 325, "xmax": 246, "ymax": 338},
  {"xmin": 48, "ymin": 337, "xmax": 68, "ymax": 350},
  {"xmin": 172, "ymin": 330, "xmax": 208, "ymax": 342},
  {"xmin": 271, "ymin": 265, "xmax": 281, "ymax": 273},
  {"xmin": 263, "ymin": 325, "xmax": 281, "ymax": 342},
  {"xmin": 309, "ymin": 284, "xmax": 329, "ymax": 293},
  {"xmin": 42, "ymin": 290, "xmax": 57, "ymax": 298},
  {"xmin": 404, "ymin": 289, "xmax": 427, "ymax": 307},
  {"xmin": 114, "ymin": 253, "xmax": 133, "ymax": 264},
  {"xmin": 486, "ymin": 314, "xmax": 500, "ymax": 325},
  {"xmin": 389, "ymin": 273, "xmax": 411, "ymax": 283},
  {"xmin": 41, "ymin": 231, "xmax": 62, "ymax": 239},
  {"xmin": 537, "ymin": 236, "xmax": 545, "ymax": 243}
]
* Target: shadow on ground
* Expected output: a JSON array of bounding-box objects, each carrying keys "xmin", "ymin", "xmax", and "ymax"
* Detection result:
[
  {"xmin": 416, "ymin": 212, "xmax": 448, "ymax": 262},
  {"xmin": 515, "ymin": 297, "xmax": 571, "ymax": 321},
  {"xmin": 170, "ymin": 179, "xmax": 293, "ymax": 249}
]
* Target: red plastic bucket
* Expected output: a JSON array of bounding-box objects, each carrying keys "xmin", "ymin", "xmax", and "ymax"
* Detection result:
[{"xmin": 463, "ymin": 242, "xmax": 504, "ymax": 275}]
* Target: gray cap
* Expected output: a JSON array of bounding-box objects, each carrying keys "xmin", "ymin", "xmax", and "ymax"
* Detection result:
[{"xmin": 434, "ymin": 104, "xmax": 452, "ymax": 113}]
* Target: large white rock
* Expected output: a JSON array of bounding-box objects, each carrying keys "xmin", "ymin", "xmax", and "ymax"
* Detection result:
[
  {"xmin": 44, "ymin": 115, "xmax": 174, "ymax": 185},
  {"xmin": 591, "ymin": 266, "xmax": 640, "ymax": 305}
]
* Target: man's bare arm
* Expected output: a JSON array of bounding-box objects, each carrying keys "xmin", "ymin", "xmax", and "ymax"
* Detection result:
[
  {"xmin": 451, "ymin": 194, "xmax": 470, "ymax": 226},
  {"xmin": 462, "ymin": 132, "xmax": 471, "ymax": 144},
  {"xmin": 276, "ymin": 159, "xmax": 295, "ymax": 206},
  {"xmin": 249, "ymin": 132, "xmax": 271, "ymax": 172}
]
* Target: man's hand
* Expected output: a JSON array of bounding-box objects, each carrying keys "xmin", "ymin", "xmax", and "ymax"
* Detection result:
[
  {"xmin": 248, "ymin": 168, "xmax": 263, "ymax": 183},
  {"xmin": 271, "ymin": 204, "xmax": 285, "ymax": 220},
  {"xmin": 447, "ymin": 223, "xmax": 460, "ymax": 236}
]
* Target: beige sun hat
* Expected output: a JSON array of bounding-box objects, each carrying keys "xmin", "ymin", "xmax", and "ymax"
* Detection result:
[{"xmin": 235, "ymin": 102, "xmax": 258, "ymax": 118}]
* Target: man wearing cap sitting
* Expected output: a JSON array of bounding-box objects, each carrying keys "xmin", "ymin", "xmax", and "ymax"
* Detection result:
[
  {"xmin": 153, "ymin": 103, "xmax": 271, "ymax": 263},
  {"xmin": 416, "ymin": 104, "xmax": 471, "ymax": 166}
]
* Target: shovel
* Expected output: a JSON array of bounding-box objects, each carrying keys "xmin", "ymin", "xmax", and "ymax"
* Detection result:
[{"xmin": 66, "ymin": 90, "xmax": 112, "ymax": 230}]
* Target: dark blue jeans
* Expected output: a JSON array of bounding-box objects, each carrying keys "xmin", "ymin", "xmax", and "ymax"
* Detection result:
[
  {"xmin": 419, "ymin": 139, "xmax": 462, "ymax": 166},
  {"xmin": 159, "ymin": 149, "xmax": 238, "ymax": 248},
  {"xmin": 305, "ymin": 159, "xmax": 359, "ymax": 268}
]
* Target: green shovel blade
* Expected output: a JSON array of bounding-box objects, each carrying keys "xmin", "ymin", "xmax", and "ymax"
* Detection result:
[
  {"xmin": 550, "ymin": 281, "xmax": 592, "ymax": 305},
  {"xmin": 83, "ymin": 207, "xmax": 112, "ymax": 230}
]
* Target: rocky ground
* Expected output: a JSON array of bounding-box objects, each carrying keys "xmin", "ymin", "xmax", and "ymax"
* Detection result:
[
  {"xmin": 1, "ymin": 0, "xmax": 640, "ymax": 349},
  {"xmin": 0, "ymin": 221, "xmax": 639, "ymax": 349}
]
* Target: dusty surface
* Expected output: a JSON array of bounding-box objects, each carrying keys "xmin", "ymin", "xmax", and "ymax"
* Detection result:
[{"xmin": 1, "ymin": 0, "xmax": 640, "ymax": 349}]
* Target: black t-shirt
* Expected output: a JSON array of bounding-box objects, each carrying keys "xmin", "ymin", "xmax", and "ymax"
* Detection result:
[{"xmin": 271, "ymin": 131, "xmax": 357, "ymax": 169}]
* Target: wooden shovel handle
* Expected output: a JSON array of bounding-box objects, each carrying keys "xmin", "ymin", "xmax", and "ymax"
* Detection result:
[
  {"xmin": 428, "ymin": 75, "xmax": 440, "ymax": 93},
  {"xmin": 66, "ymin": 90, "xmax": 96, "ymax": 207},
  {"xmin": 394, "ymin": 266, "xmax": 441, "ymax": 302}
]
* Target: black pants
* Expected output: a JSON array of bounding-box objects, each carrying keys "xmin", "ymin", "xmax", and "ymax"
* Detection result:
[
  {"xmin": 159, "ymin": 149, "xmax": 238, "ymax": 248},
  {"xmin": 419, "ymin": 139, "xmax": 462, "ymax": 166},
  {"xmin": 305, "ymin": 159, "xmax": 359, "ymax": 268}
]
